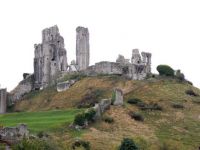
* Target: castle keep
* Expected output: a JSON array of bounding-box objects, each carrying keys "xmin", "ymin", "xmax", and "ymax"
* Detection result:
[
  {"xmin": 34, "ymin": 25, "xmax": 68, "ymax": 89},
  {"xmin": 9, "ymin": 25, "xmax": 152, "ymax": 104},
  {"xmin": 76, "ymin": 26, "xmax": 90, "ymax": 71}
]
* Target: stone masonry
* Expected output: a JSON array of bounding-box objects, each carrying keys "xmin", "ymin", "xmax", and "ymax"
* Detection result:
[
  {"xmin": 76, "ymin": 26, "xmax": 90, "ymax": 71},
  {"xmin": 0, "ymin": 88, "xmax": 7, "ymax": 113},
  {"xmin": 34, "ymin": 25, "xmax": 68, "ymax": 89}
]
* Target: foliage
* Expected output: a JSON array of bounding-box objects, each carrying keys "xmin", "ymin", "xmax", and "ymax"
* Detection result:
[
  {"xmin": 37, "ymin": 131, "xmax": 49, "ymax": 138},
  {"xmin": 127, "ymin": 98, "xmax": 142, "ymax": 105},
  {"xmin": 140, "ymin": 102, "xmax": 163, "ymax": 111},
  {"xmin": 74, "ymin": 113, "xmax": 86, "ymax": 126},
  {"xmin": 72, "ymin": 139, "xmax": 90, "ymax": 150},
  {"xmin": 84, "ymin": 108, "xmax": 96, "ymax": 122},
  {"xmin": 129, "ymin": 112, "xmax": 144, "ymax": 121},
  {"xmin": 103, "ymin": 116, "xmax": 114, "ymax": 124},
  {"xmin": 185, "ymin": 89, "xmax": 199, "ymax": 97},
  {"xmin": 172, "ymin": 103, "xmax": 184, "ymax": 109},
  {"xmin": 12, "ymin": 138, "xmax": 57, "ymax": 150},
  {"xmin": 157, "ymin": 65, "xmax": 174, "ymax": 76},
  {"xmin": 74, "ymin": 108, "xmax": 96, "ymax": 126},
  {"xmin": 78, "ymin": 89, "xmax": 106, "ymax": 108},
  {"xmin": 118, "ymin": 138, "xmax": 139, "ymax": 150},
  {"xmin": 60, "ymin": 73, "xmax": 87, "ymax": 82}
]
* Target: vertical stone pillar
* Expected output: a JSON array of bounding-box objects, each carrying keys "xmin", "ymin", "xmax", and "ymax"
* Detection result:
[
  {"xmin": 131, "ymin": 49, "xmax": 141, "ymax": 64},
  {"xmin": 0, "ymin": 88, "xmax": 7, "ymax": 113},
  {"xmin": 76, "ymin": 26, "xmax": 90, "ymax": 71},
  {"xmin": 113, "ymin": 88, "xmax": 123, "ymax": 106}
]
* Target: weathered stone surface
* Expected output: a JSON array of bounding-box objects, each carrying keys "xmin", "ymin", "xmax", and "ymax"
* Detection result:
[
  {"xmin": 0, "ymin": 124, "xmax": 29, "ymax": 142},
  {"xmin": 131, "ymin": 49, "xmax": 142, "ymax": 64},
  {"xmin": 57, "ymin": 80, "xmax": 76, "ymax": 92},
  {"xmin": 116, "ymin": 55, "xmax": 130, "ymax": 65},
  {"xmin": 0, "ymin": 88, "xmax": 7, "ymax": 114},
  {"xmin": 84, "ymin": 49, "xmax": 151, "ymax": 80},
  {"xmin": 113, "ymin": 88, "xmax": 123, "ymax": 106},
  {"xmin": 76, "ymin": 26, "xmax": 90, "ymax": 71},
  {"xmin": 10, "ymin": 74, "xmax": 33, "ymax": 101},
  {"xmin": 99, "ymin": 99, "xmax": 111, "ymax": 113},
  {"xmin": 34, "ymin": 25, "xmax": 68, "ymax": 89},
  {"xmin": 93, "ymin": 103, "xmax": 101, "ymax": 119}
]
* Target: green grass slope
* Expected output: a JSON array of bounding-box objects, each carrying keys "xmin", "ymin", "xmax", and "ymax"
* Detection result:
[
  {"xmin": 5, "ymin": 75, "xmax": 200, "ymax": 149},
  {"xmin": 0, "ymin": 109, "xmax": 82, "ymax": 133}
]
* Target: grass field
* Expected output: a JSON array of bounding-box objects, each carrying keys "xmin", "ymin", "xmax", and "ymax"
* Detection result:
[{"xmin": 0, "ymin": 109, "xmax": 83, "ymax": 133}]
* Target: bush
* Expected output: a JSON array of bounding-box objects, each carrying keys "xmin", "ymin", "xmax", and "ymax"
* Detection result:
[
  {"xmin": 129, "ymin": 112, "xmax": 144, "ymax": 122},
  {"xmin": 157, "ymin": 65, "xmax": 174, "ymax": 76},
  {"xmin": 127, "ymin": 98, "xmax": 142, "ymax": 105},
  {"xmin": 185, "ymin": 89, "xmax": 198, "ymax": 97},
  {"xmin": 74, "ymin": 109, "xmax": 96, "ymax": 126},
  {"xmin": 139, "ymin": 103, "xmax": 163, "ymax": 111},
  {"xmin": 119, "ymin": 138, "xmax": 139, "ymax": 150},
  {"xmin": 72, "ymin": 139, "xmax": 90, "ymax": 150},
  {"xmin": 12, "ymin": 138, "xmax": 56, "ymax": 150},
  {"xmin": 37, "ymin": 131, "xmax": 49, "ymax": 138},
  {"xmin": 103, "ymin": 116, "xmax": 114, "ymax": 124},
  {"xmin": 74, "ymin": 113, "xmax": 86, "ymax": 126},
  {"xmin": 84, "ymin": 108, "xmax": 96, "ymax": 122},
  {"xmin": 172, "ymin": 103, "xmax": 184, "ymax": 109},
  {"xmin": 78, "ymin": 89, "xmax": 105, "ymax": 108}
]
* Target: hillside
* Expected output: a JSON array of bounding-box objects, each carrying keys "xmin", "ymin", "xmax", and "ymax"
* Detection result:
[{"xmin": 3, "ymin": 75, "xmax": 200, "ymax": 149}]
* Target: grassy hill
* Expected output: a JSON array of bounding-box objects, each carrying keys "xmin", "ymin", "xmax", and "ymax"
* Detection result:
[{"xmin": 2, "ymin": 75, "xmax": 200, "ymax": 149}]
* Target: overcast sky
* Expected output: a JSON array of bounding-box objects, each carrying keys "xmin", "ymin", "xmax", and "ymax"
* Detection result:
[{"xmin": 0, "ymin": 0, "xmax": 200, "ymax": 91}]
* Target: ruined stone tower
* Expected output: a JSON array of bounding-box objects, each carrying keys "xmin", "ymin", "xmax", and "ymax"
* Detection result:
[
  {"xmin": 0, "ymin": 88, "xmax": 7, "ymax": 113},
  {"xmin": 34, "ymin": 25, "xmax": 68, "ymax": 89},
  {"xmin": 76, "ymin": 26, "xmax": 90, "ymax": 71}
]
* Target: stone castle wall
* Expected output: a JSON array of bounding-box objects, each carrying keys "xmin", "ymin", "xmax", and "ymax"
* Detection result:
[
  {"xmin": 34, "ymin": 25, "xmax": 68, "ymax": 89},
  {"xmin": 0, "ymin": 88, "xmax": 7, "ymax": 113},
  {"xmin": 76, "ymin": 26, "xmax": 90, "ymax": 71}
]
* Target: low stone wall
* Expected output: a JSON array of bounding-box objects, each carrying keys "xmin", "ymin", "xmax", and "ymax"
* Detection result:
[
  {"xmin": 0, "ymin": 124, "xmax": 29, "ymax": 143},
  {"xmin": 57, "ymin": 80, "xmax": 76, "ymax": 92}
]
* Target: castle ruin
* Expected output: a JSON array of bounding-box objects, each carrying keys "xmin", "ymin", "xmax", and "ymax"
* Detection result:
[
  {"xmin": 34, "ymin": 25, "xmax": 68, "ymax": 89},
  {"xmin": 0, "ymin": 88, "xmax": 7, "ymax": 113},
  {"xmin": 76, "ymin": 26, "xmax": 90, "ymax": 71},
  {"xmin": 9, "ymin": 25, "xmax": 152, "ymax": 103}
]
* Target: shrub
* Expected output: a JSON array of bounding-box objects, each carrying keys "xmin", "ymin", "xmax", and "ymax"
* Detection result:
[
  {"xmin": 37, "ymin": 131, "xmax": 49, "ymax": 138},
  {"xmin": 74, "ymin": 113, "xmax": 86, "ymax": 126},
  {"xmin": 78, "ymin": 89, "xmax": 105, "ymax": 108},
  {"xmin": 72, "ymin": 139, "xmax": 90, "ymax": 150},
  {"xmin": 119, "ymin": 138, "xmax": 139, "ymax": 150},
  {"xmin": 139, "ymin": 103, "xmax": 163, "ymax": 111},
  {"xmin": 129, "ymin": 112, "xmax": 144, "ymax": 121},
  {"xmin": 185, "ymin": 89, "xmax": 198, "ymax": 97},
  {"xmin": 74, "ymin": 109, "xmax": 96, "ymax": 126},
  {"xmin": 127, "ymin": 98, "xmax": 142, "ymax": 105},
  {"xmin": 157, "ymin": 65, "xmax": 174, "ymax": 76},
  {"xmin": 12, "ymin": 138, "xmax": 56, "ymax": 150},
  {"xmin": 84, "ymin": 108, "xmax": 96, "ymax": 122},
  {"xmin": 103, "ymin": 116, "xmax": 114, "ymax": 124},
  {"xmin": 172, "ymin": 103, "xmax": 184, "ymax": 109}
]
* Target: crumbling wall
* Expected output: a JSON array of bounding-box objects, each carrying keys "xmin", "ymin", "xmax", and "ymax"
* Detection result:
[
  {"xmin": 34, "ymin": 25, "xmax": 68, "ymax": 89},
  {"xmin": 10, "ymin": 74, "xmax": 33, "ymax": 102}
]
